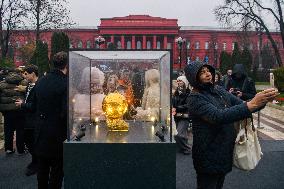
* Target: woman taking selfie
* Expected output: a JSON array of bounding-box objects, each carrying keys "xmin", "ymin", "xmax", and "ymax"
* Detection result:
[{"xmin": 184, "ymin": 61, "xmax": 279, "ymax": 189}]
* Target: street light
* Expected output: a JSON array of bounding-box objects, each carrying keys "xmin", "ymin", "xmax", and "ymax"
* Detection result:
[
  {"xmin": 95, "ymin": 36, "xmax": 105, "ymax": 49},
  {"xmin": 175, "ymin": 37, "xmax": 186, "ymax": 69},
  {"xmin": 255, "ymin": 26, "xmax": 264, "ymax": 70}
]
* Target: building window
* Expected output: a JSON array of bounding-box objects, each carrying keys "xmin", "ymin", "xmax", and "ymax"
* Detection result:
[
  {"xmin": 117, "ymin": 41, "xmax": 122, "ymax": 49},
  {"xmin": 69, "ymin": 42, "xmax": 73, "ymax": 48},
  {"xmin": 77, "ymin": 41, "xmax": 83, "ymax": 48},
  {"xmin": 15, "ymin": 41, "xmax": 21, "ymax": 48},
  {"xmin": 136, "ymin": 41, "xmax": 142, "ymax": 49},
  {"xmin": 232, "ymin": 42, "xmax": 235, "ymax": 50},
  {"xmin": 249, "ymin": 43, "xmax": 253, "ymax": 50},
  {"xmin": 16, "ymin": 56, "xmax": 21, "ymax": 62},
  {"xmin": 126, "ymin": 41, "xmax": 131, "ymax": 49},
  {"xmin": 196, "ymin": 56, "xmax": 200, "ymax": 61},
  {"xmin": 147, "ymin": 41, "xmax": 151, "ymax": 49},
  {"xmin": 205, "ymin": 42, "xmax": 209, "ymax": 50},
  {"xmin": 215, "ymin": 43, "xmax": 218, "ymax": 49},
  {"xmin": 187, "ymin": 41, "xmax": 190, "ymax": 49},
  {"xmin": 195, "ymin": 41, "xmax": 200, "ymax": 49},
  {"xmin": 167, "ymin": 43, "xmax": 172, "ymax": 49},
  {"xmin": 86, "ymin": 41, "xmax": 91, "ymax": 48},
  {"xmin": 223, "ymin": 42, "xmax": 226, "ymax": 50},
  {"xmin": 156, "ymin": 41, "xmax": 161, "ymax": 49}
]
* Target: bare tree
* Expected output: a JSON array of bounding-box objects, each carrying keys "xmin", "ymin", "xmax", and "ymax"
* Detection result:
[
  {"xmin": 215, "ymin": 0, "xmax": 284, "ymax": 66},
  {"xmin": 0, "ymin": 0, "xmax": 27, "ymax": 59},
  {"xmin": 26, "ymin": 0, "xmax": 74, "ymax": 43}
]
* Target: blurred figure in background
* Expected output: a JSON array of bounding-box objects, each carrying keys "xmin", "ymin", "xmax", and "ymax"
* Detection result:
[
  {"xmin": 172, "ymin": 75, "xmax": 191, "ymax": 155},
  {"xmin": 226, "ymin": 64, "xmax": 256, "ymax": 101}
]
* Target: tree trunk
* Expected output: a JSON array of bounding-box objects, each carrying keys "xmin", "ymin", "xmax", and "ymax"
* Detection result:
[{"xmin": 36, "ymin": 0, "xmax": 41, "ymax": 43}]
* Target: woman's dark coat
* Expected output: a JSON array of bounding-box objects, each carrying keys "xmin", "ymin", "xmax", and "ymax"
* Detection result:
[
  {"xmin": 31, "ymin": 69, "xmax": 67, "ymax": 158},
  {"xmin": 184, "ymin": 61, "xmax": 253, "ymax": 174},
  {"xmin": 172, "ymin": 88, "xmax": 191, "ymax": 122}
]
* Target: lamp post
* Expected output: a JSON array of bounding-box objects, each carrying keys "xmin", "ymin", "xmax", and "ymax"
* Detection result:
[
  {"xmin": 255, "ymin": 26, "xmax": 263, "ymax": 70},
  {"xmin": 175, "ymin": 37, "xmax": 186, "ymax": 69},
  {"xmin": 95, "ymin": 36, "xmax": 105, "ymax": 49}
]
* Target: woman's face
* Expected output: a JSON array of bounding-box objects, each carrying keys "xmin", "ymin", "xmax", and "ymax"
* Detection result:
[
  {"xmin": 198, "ymin": 66, "xmax": 212, "ymax": 84},
  {"xmin": 177, "ymin": 80, "xmax": 185, "ymax": 88}
]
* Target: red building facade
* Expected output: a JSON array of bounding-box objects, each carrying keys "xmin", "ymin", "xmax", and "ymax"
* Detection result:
[{"xmin": 10, "ymin": 15, "xmax": 284, "ymax": 69}]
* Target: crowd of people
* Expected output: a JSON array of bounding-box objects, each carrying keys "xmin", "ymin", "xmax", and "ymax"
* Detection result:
[{"xmin": 0, "ymin": 57, "xmax": 280, "ymax": 189}]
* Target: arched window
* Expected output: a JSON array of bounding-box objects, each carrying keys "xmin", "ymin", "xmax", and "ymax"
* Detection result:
[
  {"xmin": 86, "ymin": 41, "xmax": 91, "ymax": 48},
  {"xmin": 205, "ymin": 42, "xmax": 209, "ymax": 50},
  {"xmin": 16, "ymin": 41, "xmax": 21, "ymax": 48},
  {"xmin": 77, "ymin": 41, "xmax": 83, "ymax": 48},
  {"xmin": 156, "ymin": 41, "xmax": 161, "ymax": 49},
  {"xmin": 167, "ymin": 43, "xmax": 172, "ymax": 49},
  {"xmin": 136, "ymin": 41, "xmax": 142, "ymax": 49},
  {"xmin": 117, "ymin": 41, "xmax": 122, "ymax": 49},
  {"xmin": 127, "ymin": 41, "xmax": 131, "ymax": 49},
  {"xmin": 147, "ymin": 41, "xmax": 151, "ymax": 49},
  {"xmin": 195, "ymin": 41, "xmax": 200, "ymax": 49}
]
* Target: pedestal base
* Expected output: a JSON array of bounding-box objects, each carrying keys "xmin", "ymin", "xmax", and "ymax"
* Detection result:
[{"xmin": 64, "ymin": 143, "xmax": 176, "ymax": 189}]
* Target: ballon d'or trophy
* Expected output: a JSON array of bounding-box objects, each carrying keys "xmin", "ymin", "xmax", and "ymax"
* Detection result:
[{"xmin": 102, "ymin": 92, "xmax": 129, "ymax": 131}]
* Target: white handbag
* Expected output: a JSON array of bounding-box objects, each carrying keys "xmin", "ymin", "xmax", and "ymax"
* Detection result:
[{"xmin": 233, "ymin": 118, "xmax": 263, "ymax": 171}]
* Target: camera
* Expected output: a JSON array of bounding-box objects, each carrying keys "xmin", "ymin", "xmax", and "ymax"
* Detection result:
[{"xmin": 231, "ymin": 88, "xmax": 240, "ymax": 96}]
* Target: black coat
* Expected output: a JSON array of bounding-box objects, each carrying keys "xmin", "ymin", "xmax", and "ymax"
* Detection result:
[
  {"xmin": 21, "ymin": 83, "xmax": 36, "ymax": 129},
  {"xmin": 32, "ymin": 69, "xmax": 67, "ymax": 158},
  {"xmin": 172, "ymin": 88, "xmax": 191, "ymax": 122},
  {"xmin": 226, "ymin": 64, "xmax": 256, "ymax": 101},
  {"xmin": 184, "ymin": 61, "xmax": 253, "ymax": 174}
]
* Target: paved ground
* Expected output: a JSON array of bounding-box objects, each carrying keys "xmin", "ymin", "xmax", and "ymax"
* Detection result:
[
  {"xmin": 0, "ymin": 140, "xmax": 283, "ymax": 189},
  {"xmin": 0, "ymin": 103, "xmax": 283, "ymax": 189}
]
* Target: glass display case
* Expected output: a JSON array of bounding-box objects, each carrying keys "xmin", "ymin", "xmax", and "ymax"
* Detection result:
[{"xmin": 68, "ymin": 50, "xmax": 172, "ymax": 143}]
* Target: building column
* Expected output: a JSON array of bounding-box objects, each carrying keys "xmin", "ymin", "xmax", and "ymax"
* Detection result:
[
  {"xmin": 143, "ymin": 35, "xmax": 146, "ymax": 49},
  {"xmin": 111, "ymin": 35, "xmax": 114, "ymax": 44},
  {"xmin": 132, "ymin": 36, "xmax": 136, "ymax": 49},
  {"xmin": 153, "ymin": 35, "xmax": 157, "ymax": 49},
  {"xmin": 121, "ymin": 35, "xmax": 125, "ymax": 49},
  {"xmin": 163, "ymin": 36, "xmax": 168, "ymax": 49}
]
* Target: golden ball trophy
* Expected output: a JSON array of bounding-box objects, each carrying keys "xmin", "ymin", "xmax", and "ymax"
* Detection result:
[{"xmin": 102, "ymin": 92, "xmax": 129, "ymax": 131}]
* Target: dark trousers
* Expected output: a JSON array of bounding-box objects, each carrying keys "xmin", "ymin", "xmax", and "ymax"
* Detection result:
[
  {"xmin": 174, "ymin": 119, "xmax": 191, "ymax": 152},
  {"xmin": 37, "ymin": 156, "xmax": 63, "ymax": 189},
  {"xmin": 24, "ymin": 129, "xmax": 37, "ymax": 166},
  {"xmin": 197, "ymin": 173, "xmax": 226, "ymax": 189},
  {"xmin": 4, "ymin": 114, "xmax": 24, "ymax": 153}
]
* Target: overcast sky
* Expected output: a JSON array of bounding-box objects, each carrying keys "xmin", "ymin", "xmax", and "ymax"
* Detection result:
[{"xmin": 67, "ymin": 0, "xmax": 225, "ymax": 27}]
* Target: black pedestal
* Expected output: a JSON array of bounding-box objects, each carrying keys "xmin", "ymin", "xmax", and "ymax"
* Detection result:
[{"xmin": 64, "ymin": 123, "xmax": 175, "ymax": 189}]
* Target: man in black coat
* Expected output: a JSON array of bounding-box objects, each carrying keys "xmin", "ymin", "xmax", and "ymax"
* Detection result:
[
  {"xmin": 225, "ymin": 64, "xmax": 256, "ymax": 101},
  {"xmin": 15, "ymin": 64, "xmax": 39, "ymax": 176},
  {"xmin": 31, "ymin": 52, "xmax": 67, "ymax": 189}
]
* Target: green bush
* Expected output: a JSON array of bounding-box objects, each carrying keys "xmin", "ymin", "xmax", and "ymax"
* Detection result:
[
  {"xmin": 273, "ymin": 67, "xmax": 284, "ymax": 92},
  {"xmin": 0, "ymin": 58, "xmax": 15, "ymax": 68}
]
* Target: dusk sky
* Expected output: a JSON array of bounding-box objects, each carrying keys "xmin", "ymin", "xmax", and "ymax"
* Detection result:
[{"xmin": 67, "ymin": 0, "xmax": 225, "ymax": 27}]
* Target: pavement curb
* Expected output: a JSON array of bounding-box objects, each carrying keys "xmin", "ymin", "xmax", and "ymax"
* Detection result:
[{"xmin": 267, "ymin": 102, "xmax": 284, "ymax": 111}]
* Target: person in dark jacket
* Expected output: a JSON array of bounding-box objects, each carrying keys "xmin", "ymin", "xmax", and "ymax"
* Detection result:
[
  {"xmin": 215, "ymin": 71, "xmax": 224, "ymax": 87},
  {"xmin": 172, "ymin": 75, "xmax": 191, "ymax": 155},
  {"xmin": 184, "ymin": 61, "xmax": 279, "ymax": 189},
  {"xmin": 225, "ymin": 64, "xmax": 256, "ymax": 101},
  {"xmin": 31, "ymin": 52, "xmax": 67, "ymax": 189},
  {"xmin": 15, "ymin": 64, "xmax": 39, "ymax": 176}
]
